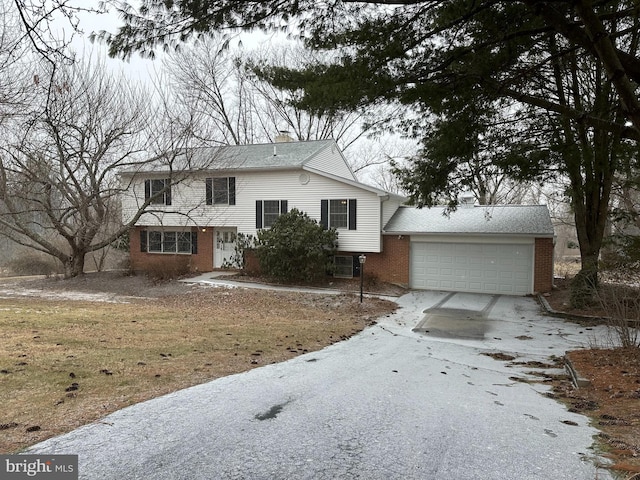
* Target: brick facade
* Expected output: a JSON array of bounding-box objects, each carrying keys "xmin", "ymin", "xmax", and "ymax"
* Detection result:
[
  {"xmin": 234, "ymin": 237, "xmax": 411, "ymax": 287},
  {"xmin": 129, "ymin": 226, "xmax": 214, "ymax": 274},
  {"xmin": 534, "ymin": 237, "xmax": 554, "ymax": 293},
  {"xmin": 129, "ymin": 227, "xmax": 553, "ymax": 295},
  {"xmin": 362, "ymin": 235, "xmax": 410, "ymax": 287}
]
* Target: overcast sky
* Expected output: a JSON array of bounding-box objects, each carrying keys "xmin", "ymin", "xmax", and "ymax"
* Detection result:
[{"xmin": 57, "ymin": 4, "xmax": 284, "ymax": 85}]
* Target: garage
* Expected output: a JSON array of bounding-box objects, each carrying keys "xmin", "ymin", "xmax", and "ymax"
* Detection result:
[
  {"xmin": 383, "ymin": 204, "xmax": 555, "ymax": 295},
  {"xmin": 410, "ymin": 241, "xmax": 533, "ymax": 295}
]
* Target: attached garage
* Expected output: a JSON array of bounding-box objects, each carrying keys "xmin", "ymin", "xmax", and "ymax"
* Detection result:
[
  {"xmin": 410, "ymin": 240, "xmax": 533, "ymax": 295},
  {"xmin": 383, "ymin": 204, "xmax": 555, "ymax": 295}
]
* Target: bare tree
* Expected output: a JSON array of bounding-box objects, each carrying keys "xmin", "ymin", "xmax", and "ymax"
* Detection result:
[
  {"xmin": 163, "ymin": 35, "xmax": 399, "ymax": 163},
  {"xmin": 346, "ymin": 135, "xmax": 415, "ymax": 193},
  {"xmin": 0, "ymin": 58, "xmax": 172, "ymax": 277},
  {"xmin": 0, "ymin": 0, "xmax": 41, "ymax": 122},
  {"xmin": 163, "ymin": 35, "xmax": 266, "ymax": 145},
  {"xmin": 244, "ymin": 43, "xmax": 392, "ymax": 151},
  {"xmin": 7, "ymin": 0, "xmax": 105, "ymax": 105}
]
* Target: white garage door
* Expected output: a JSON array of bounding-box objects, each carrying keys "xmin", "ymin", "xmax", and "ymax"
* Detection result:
[{"xmin": 410, "ymin": 242, "xmax": 533, "ymax": 295}]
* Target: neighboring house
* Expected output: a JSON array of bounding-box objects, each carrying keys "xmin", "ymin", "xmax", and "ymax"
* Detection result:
[{"xmin": 120, "ymin": 139, "xmax": 554, "ymax": 295}]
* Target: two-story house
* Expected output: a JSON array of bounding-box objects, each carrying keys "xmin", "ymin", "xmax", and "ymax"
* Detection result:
[
  {"xmin": 121, "ymin": 139, "xmax": 555, "ymax": 295},
  {"xmin": 121, "ymin": 139, "xmax": 405, "ymax": 280}
]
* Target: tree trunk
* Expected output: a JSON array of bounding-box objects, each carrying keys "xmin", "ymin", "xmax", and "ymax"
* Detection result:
[
  {"xmin": 570, "ymin": 251, "xmax": 599, "ymax": 308},
  {"xmin": 63, "ymin": 252, "xmax": 86, "ymax": 279},
  {"xmin": 549, "ymin": 47, "xmax": 616, "ymax": 309}
]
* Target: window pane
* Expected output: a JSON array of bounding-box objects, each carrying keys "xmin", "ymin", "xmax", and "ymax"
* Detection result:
[
  {"xmin": 263, "ymin": 200, "xmax": 280, "ymax": 228},
  {"xmin": 163, "ymin": 232, "xmax": 176, "ymax": 252},
  {"xmin": 334, "ymin": 256, "xmax": 353, "ymax": 278},
  {"xmin": 329, "ymin": 199, "xmax": 348, "ymax": 229},
  {"xmin": 177, "ymin": 232, "xmax": 192, "ymax": 253},
  {"xmin": 150, "ymin": 179, "xmax": 166, "ymax": 204},
  {"xmin": 148, "ymin": 231, "xmax": 162, "ymax": 252},
  {"xmin": 213, "ymin": 177, "xmax": 229, "ymax": 204}
]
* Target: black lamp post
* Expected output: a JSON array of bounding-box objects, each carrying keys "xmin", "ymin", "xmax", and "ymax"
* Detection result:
[{"xmin": 358, "ymin": 254, "xmax": 366, "ymax": 303}]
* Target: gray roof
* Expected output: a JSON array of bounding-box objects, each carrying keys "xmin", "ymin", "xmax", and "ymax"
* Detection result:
[
  {"xmin": 121, "ymin": 139, "xmax": 337, "ymax": 174},
  {"xmin": 384, "ymin": 204, "xmax": 554, "ymax": 237}
]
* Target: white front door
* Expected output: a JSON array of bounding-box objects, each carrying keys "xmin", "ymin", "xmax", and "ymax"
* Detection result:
[{"xmin": 214, "ymin": 228, "xmax": 237, "ymax": 268}]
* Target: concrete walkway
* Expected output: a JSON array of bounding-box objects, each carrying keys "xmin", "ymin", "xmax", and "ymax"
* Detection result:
[{"xmin": 179, "ymin": 272, "xmax": 347, "ymax": 295}]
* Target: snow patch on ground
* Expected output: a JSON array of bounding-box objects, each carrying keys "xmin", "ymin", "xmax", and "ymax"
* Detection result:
[{"xmin": 0, "ymin": 287, "xmax": 137, "ymax": 303}]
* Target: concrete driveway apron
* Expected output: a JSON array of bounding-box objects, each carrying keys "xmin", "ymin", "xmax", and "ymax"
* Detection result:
[{"xmin": 26, "ymin": 291, "xmax": 612, "ymax": 480}]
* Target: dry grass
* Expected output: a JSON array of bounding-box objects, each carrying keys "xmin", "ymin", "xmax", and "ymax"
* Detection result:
[
  {"xmin": 0, "ymin": 285, "xmax": 396, "ymax": 453},
  {"xmin": 554, "ymin": 259, "xmax": 582, "ymax": 279}
]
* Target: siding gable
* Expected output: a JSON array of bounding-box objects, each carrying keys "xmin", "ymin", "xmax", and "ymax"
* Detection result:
[{"xmin": 303, "ymin": 143, "xmax": 356, "ymax": 180}]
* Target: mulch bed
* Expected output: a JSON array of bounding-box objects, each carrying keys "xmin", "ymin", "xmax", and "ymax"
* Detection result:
[{"xmin": 544, "ymin": 277, "xmax": 640, "ymax": 474}]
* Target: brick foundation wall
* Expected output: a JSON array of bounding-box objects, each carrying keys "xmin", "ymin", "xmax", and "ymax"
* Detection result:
[
  {"xmin": 362, "ymin": 235, "xmax": 410, "ymax": 287},
  {"xmin": 241, "ymin": 237, "xmax": 410, "ymax": 287},
  {"xmin": 534, "ymin": 237, "xmax": 554, "ymax": 293},
  {"xmin": 129, "ymin": 226, "xmax": 214, "ymax": 274}
]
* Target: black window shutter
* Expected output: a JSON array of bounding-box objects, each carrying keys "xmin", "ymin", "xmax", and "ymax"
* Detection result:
[
  {"xmin": 348, "ymin": 199, "xmax": 357, "ymax": 230},
  {"xmin": 164, "ymin": 179, "xmax": 172, "ymax": 206},
  {"xmin": 320, "ymin": 199, "xmax": 328, "ymax": 229},
  {"xmin": 144, "ymin": 180, "xmax": 150, "ymax": 200},
  {"xmin": 352, "ymin": 255, "xmax": 361, "ymax": 277},
  {"xmin": 140, "ymin": 230, "xmax": 147, "ymax": 252},
  {"xmin": 256, "ymin": 201, "xmax": 263, "ymax": 229},
  {"xmin": 205, "ymin": 178, "xmax": 212, "ymax": 205},
  {"xmin": 281, "ymin": 200, "xmax": 288, "ymax": 214},
  {"xmin": 229, "ymin": 177, "xmax": 236, "ymax": 205},
  {"xmin": 191, "ymin": 231, "xmax": 198, "ymax": 254}
]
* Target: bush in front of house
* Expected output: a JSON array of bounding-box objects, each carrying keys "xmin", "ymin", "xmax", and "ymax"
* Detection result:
[{"xmin": 255, "ymin": 208, "xmax": 338, "ymax": 283}]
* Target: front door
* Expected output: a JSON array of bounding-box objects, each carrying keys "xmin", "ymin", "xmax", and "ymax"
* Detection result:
[{"xmin": 214, "ymin": 228, "xmax": 237, "ymax": 268}]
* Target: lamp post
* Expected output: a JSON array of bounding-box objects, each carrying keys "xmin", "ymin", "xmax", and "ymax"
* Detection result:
[{"xmin": 358, "ymin": 254, "xmax": 366, "ymax": 303}]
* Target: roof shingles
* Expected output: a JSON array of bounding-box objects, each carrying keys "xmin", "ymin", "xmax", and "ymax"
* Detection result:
[
  {"xmin": 384, "ymin": 205, "xmax": 554, "ymax": 236},
  {"xmin": 122, "ymin": 139, "xmax": 335, "ymax": 174}
]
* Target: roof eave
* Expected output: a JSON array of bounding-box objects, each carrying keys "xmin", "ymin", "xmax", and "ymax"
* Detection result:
[
  {"xmin": 382, "ymin": 231, "xmax": 555, "ymax": 237},
  {"xmin": 120, "ymin": 164, "xmax": 302, "ymax": 176},
  {"xmin": 303, "ymin": 165, "xmax": 406, "ymax": 199}
]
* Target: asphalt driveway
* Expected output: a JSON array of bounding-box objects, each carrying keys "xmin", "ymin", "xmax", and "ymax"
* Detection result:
[{"xmin": 26, "ymin": 291, "xmax": 612, "ymax": 479}]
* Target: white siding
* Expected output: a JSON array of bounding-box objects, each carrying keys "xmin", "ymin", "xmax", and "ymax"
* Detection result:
[
  {"xmin": 382, "ymin": 197, "xmax": 404, "ymax": 226},
  {"xmin": 121, "ymin": 170, "xmax": 384, "ymax": 252},
  {"xmin": 304, "ymin": 144, "xmax": 356, "ymax": 180}
]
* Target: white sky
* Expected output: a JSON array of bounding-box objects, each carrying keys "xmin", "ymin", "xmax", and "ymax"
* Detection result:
[
  {"xmin": 46, "ymin": 2, "xmax": 417, "ymax": 190},
  {"xmin": 48, "ymin": 2, "xmax": 285, "ymax": 86}
]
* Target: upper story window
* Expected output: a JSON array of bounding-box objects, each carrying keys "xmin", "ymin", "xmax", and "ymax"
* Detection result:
[
  {"xmin": 144, "ymin": 179, "xmax": 171, "ymax": 205},
  {"xmin": 206, "ymin": 177, "xmax": 236, "ymax": 205},
  {"xmin": 256, "ymin": 200, "xmax": 288, "ymax": 228},
  {"xmin": 321, "ymin": 199, "xmax": 357, "ymax": 230},
  {"xmin": 330, "ymin": 199, "xmax": 348, "ymax": 229}
]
